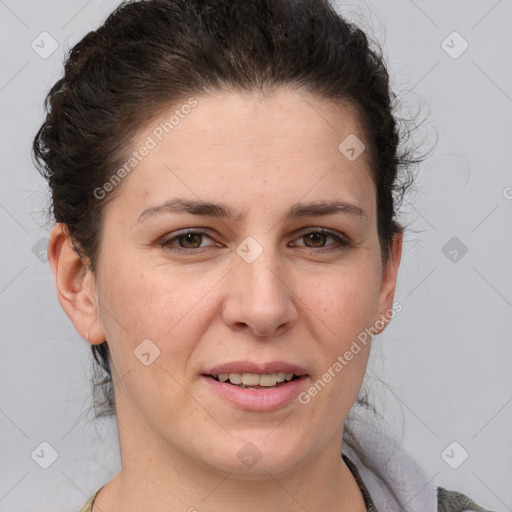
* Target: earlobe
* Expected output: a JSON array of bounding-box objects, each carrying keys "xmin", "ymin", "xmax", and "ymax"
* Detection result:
[{"xmin": 47, "ymin": 223, "xmax": 106, "ymax": 345}]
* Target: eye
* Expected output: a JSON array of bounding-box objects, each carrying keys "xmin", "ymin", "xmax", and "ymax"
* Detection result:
[
  {"xmin": 158, "ymin": 228, "xmax": 349, "ymax": 254},
  {"xmin": 291, "ymin": 229, "xmax": 349, "ymax": 252},
  {"xmin": 159, "ymin": 230, "xmax": 219, "ymax": 252}
]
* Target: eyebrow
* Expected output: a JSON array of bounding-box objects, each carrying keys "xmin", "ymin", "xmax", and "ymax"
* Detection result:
[{"xmin": 136, "ymin": 198, "xmax": 367, "ymax": 224}]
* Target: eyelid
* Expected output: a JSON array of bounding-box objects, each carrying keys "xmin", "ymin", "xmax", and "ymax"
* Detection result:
[
  {"xmin": 290, "ymin": 228, "xmax": 349, "ymax": 248},
  {"xmin": 158, "ymin": 227, "xmax": 350, "ymax": 253},
  {"xmin": 158, "ymin": 228, "xmax": 218, "ymax": 249}
]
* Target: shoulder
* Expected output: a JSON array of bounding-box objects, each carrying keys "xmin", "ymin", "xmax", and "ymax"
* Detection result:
[
  {"xmin": 437, "ymin": 486, "xmax": 496, "ymax": 512},
  {"xmin": 78, "ymin": 489, "xmax": 100, "ymax": 512}
]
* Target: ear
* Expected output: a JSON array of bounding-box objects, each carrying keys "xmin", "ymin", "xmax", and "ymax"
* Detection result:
[
  {"xmin": 373, "ymin": 231, "xmax": 403, "ymax": 335},
  {"xmin": 47, "ymin": 223, "xmax": 106, "ymax": 345}
]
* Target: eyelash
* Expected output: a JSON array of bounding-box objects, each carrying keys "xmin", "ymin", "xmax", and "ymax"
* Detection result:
[{"xmin": 158, "ymin": 228, "xmax": 350, "ymax": 254}]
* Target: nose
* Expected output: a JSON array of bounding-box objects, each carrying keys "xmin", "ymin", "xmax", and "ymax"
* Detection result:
[{"xmin": 221, "ymin": 245, "xmax": 298, "ymax": 338}]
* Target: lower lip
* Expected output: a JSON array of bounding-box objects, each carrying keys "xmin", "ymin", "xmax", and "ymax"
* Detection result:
[{"xmin": 202, "ymin": 375, "xmax": 308, "ymax": 411}]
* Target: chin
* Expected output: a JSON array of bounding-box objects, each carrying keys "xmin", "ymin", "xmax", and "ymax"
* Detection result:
[{"xmin": 202, "ymin": 430, "xmax": 312, "ymax": 478}]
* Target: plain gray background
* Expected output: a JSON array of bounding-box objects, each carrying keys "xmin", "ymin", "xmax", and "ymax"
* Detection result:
[{"xmin": 0, "ymin": 0, "xmax": 511, "ymax": 510}]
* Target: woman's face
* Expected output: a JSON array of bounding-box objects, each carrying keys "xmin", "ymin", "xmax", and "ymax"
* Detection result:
[{"xmin": 64, "ymin": 89, "xmax": 401, "ymax": 477}]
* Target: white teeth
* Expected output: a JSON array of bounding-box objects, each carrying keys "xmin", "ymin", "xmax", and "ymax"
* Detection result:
[
  {"xmin": 215, "ymin": 372, "xmax": 299, "ymax": 386},
  {"xmin": 228, "ymin": 373, "xmax": 242, "ymax": 385},
  {"xmin": 242, "ymin": 373, "xmax": 260, "ymax": 386},
  {"xmin": 259, "ymin": 374, "xmax": 278, "ymax": 387}
]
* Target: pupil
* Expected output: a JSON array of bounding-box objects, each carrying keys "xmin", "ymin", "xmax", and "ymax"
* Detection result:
[
  {"xmin": 180, "ymin": 233, "xmax": 201, "ymax": 248},
  {"xmin": 306, "ymin": 233, "xmax": 326, "ymax": 248}
]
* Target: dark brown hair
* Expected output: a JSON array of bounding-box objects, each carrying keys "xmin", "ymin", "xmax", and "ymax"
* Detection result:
[{"xmin": 33, "ymin": 0, "xmax": 426, "ymax": 504}]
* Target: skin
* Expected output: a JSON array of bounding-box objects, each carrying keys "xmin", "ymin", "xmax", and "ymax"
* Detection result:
[{"xmin": 48, "ymin": 88, "xmax": 402, "ymax": 512}]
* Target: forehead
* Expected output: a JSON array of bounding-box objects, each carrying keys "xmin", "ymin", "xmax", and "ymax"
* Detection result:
[
  {"xmin": 151, "ymin": 89, "xmax": 367, "ymax": 155},
  {"xmin": 107, "ymin": 89, "xmax": 375, "ymax": 223}
]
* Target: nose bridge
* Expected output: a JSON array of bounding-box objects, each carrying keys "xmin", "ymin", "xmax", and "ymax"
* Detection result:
[
  {"xmin": 224, "ymin": 235, "xmax": 297, "ymax": 336},
  {"xmin": 238, "ymin": 237, "xmax": 286, "ymax": 302},
  {"xmin": 252, "ymin": 247, "xmax": 281, "ymax": 286}
]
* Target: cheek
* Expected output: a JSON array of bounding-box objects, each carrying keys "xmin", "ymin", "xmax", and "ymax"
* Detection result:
[
  {"xmin": 95, "ymin": 261, "xmax": 207, "ymax": 418},
  {"xmin": 304, "ymin": 263, "xmax": 381, "ymax": 345},
  {"xmin": 299, "ymin": 264, "xmax": 380, "ymax": 405},
  {"xmin": 96, "ymin": 257, "xmax": 217, "ymax": 370}
]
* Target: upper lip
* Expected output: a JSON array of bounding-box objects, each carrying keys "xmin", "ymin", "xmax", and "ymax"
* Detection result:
[{"xmin": 204, "ymin": 361, "xmax": 308, "ymax": 376}]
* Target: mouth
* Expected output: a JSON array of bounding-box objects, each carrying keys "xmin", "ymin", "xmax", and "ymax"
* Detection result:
[
  {"xmin": 201, "ymin": 361, "xmax": 308, "ymax": 410},
  {"xmin": 205, "ymin": 372, "xmax": 302, "ymax": 390}
]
